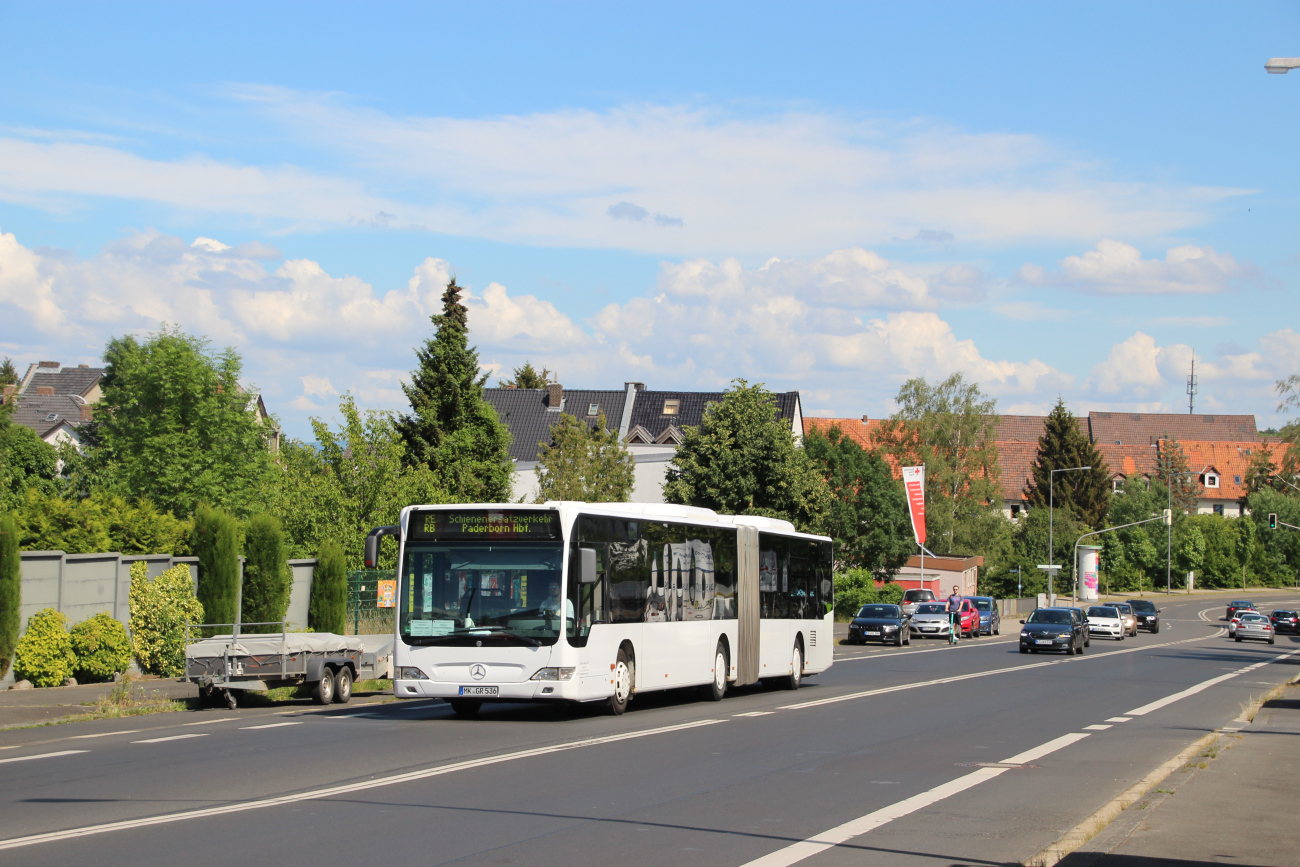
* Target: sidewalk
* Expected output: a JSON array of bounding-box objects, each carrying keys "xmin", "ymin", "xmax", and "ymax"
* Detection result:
[{"xmin": 1060, "ymin": 680, "xmax": 1300, "ymax": 867}]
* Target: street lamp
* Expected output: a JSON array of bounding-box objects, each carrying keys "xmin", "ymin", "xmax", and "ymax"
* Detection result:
[
  {"xmin": 1266, "ymin": 58, "xmax": 1300, "ymax": 74},
  {"xmin": 1049, "ymin": 466, "xmax": 1091, "ymax": 588}
]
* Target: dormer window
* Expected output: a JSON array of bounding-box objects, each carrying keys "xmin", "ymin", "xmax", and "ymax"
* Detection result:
[
  {"xmin": 662, "ymin": 399, "xmax": 680, "ymax": 416},
  {"xmin": 1204, "ymin": 473, "xmax": 1219, "ymax": 489},
  {"xmin": 1112, "ymin": 478, "xmax": 1125, "ymax": 493},
  {"xmin": 587, "ymin": 403, "xmax": 599, "ymax": 416}
]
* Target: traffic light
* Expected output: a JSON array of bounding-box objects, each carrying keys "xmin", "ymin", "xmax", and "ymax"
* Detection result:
[{"xmin": 1269, "ymin": 513, "xmax": 1278, "ymax": 530}]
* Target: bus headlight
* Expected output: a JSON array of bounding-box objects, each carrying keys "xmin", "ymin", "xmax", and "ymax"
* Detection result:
[
  {"xmin": 530, "ymin": 667, "xmax": 576, "ymax": 681},
  {"xmin": 398, "ymin": 667, "xmax": 428, "ymax": 680}
]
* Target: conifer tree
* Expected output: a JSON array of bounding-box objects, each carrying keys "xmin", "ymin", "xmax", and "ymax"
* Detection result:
[
  {"xmin": 192, "ymin": 503, "xmax": 240, "ymax": 632},
  {"xmin": 395, "ymin": 278, "xmax": 513, "ymax": 501},
  {"xmin": 1156, "ymin": 437, "xmax": 1202, "ymax": 515},
  {"xmin": 1025, "ymin": 399, "xmax": 1111, "ymax": 529},
  {"xmin": 241, "ymin": 514, "xmax": 289, "ymax": 632},
  {"xmin": 501, "ymin": 362, "xmax": 553, "ymax": 389}
]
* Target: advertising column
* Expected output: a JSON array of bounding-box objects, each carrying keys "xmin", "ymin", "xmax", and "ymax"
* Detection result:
[{"xmin": 1078, "ymin": 545, "xmax": 1101, "ymax": 601}]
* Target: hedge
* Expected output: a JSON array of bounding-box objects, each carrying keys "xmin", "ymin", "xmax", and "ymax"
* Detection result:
[
  {"xmin": 309, "ymin": 539, "xmax": 347, "ymax": 634},
  {"xmin": 242, "ymin": 514, "xmax": 289, "ymax": 632},
  {"xmin": 13, "ymin": 608, "xmax": 75, "ymax": 687},
  {"xmin": 130, "ymin": 561, "xmax": 204, "ymax": 676},
  {"xmin": 0, "ymin": 513, "xmax": 19, "ymax": 679}
]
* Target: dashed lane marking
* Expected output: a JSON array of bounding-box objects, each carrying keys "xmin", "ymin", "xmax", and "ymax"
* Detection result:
[
  {"xmin": 131, "ymin": 734, "xmax": 209, "ymax": 744},
  {"xmin": 0, "ymin": 750, "xmax": 88, "ymax": 765},
  {"xmin": 239, "ymin": 722, "xmax": 303, "ymax": 730},
  {"xmin": 1084, "ymin": 724, "xmax": 1112, "ymax": 731}
]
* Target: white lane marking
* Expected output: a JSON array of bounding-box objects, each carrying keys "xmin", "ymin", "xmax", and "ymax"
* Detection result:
[
  {"xmin": 0, "ymin": 750, "xmax": 88, "ymax": 765},
  {"xmin": 835, "ymin": 636, "xmax": 1016, "ymax": 662},
  {"xmin": 131, "ymin": 734, "xmax": 209, "ymax": 744},
  {"xmin": 1106, "ymin": 717, "xmax": 1132, "ymax": 723},
  {"xmin": 0, "ymin": 718, "xmax": 725, "ymax": 850},
  {"xmin": 739, "ymin": 732, "xmax": 1090, "ymax": 867},
  {"xmin": 784, "ymin": 629, "xmax": 1226, "ymax": 712},
  {"xmin": 239, "ymin": 722, "xmax": 302, "ymax": 730},
  {"xmin": 69, "ymin": 730, "xmax": 141, "ymax": 739},
  {"xmin": 182, "ymin": 718, "xmax": 241, "ymax": 726},
  {"xmin": 1126, "ymin": 647, "xmax": 1300, "ymax": 716},
  {"xmin": 1084, "ymin": 724, "xmax": 1112, "ymax": 731},
  {"xmin": 734, "ymin": 711, "xmax": 774, "ymax": 717}
]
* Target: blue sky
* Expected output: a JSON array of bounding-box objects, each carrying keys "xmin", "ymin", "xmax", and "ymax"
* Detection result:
[{"xmin": 1, "ymin": 2, "xmax": 1297, "ymax": 437}]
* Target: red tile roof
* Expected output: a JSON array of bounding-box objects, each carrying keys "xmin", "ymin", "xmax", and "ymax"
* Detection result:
[
  {"xmin": 1172, "ymin": 440, "xmax": 1289, "ymax": 502},
  {"xmin": 1088, "ymin": 412, "xmax": 1257, "ymax": 445},
  {"xmin": 993, "ymin": 415, "xmax": 1048, "ymax": 443}
]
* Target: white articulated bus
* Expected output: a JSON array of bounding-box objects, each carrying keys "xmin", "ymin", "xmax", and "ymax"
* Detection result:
[{"xmin": 370, "ymin": 501, "xmax": 834, "ymax": 716}]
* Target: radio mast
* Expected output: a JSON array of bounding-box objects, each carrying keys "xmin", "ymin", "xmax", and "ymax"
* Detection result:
[{"xmin": 1186, "ymin": 353, "xmax": 1197, "ymax": 414}]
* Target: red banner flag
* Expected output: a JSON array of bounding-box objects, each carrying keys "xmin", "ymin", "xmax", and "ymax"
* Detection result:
[{"xmin": 902, "ymin": 466, "xmax": 926, "ymax": 546}]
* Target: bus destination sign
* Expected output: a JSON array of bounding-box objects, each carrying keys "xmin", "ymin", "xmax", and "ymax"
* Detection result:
[{"xmin": 414, "ymin": 509, "xmax": 561, "ymax": 541}]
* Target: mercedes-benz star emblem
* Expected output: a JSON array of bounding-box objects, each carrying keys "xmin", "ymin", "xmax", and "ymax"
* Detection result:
[{"xmin": 469, "ymin": 664, "xmax": 487, "ymax": 681}]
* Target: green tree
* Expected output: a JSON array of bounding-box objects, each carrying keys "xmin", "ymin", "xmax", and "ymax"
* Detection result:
[
  {"xmin": 0, "ymin": 357, "xmax": 16, "ymax": 387},
  {"xmin": 501, "ymin": 361, "xmax": 554, "ymax": 389},
  {"xmin": 272, "ymin": 394, "xmax": 451, "ymax": 568},
  {"xmin": 1100, "ymin": 479, "xmax": 1166, "ymax": 594},
  {"xmin": 12, "ymin": 490, "xmax": 191, "ymax": 555},
  {"xmin": 192, "ymin": 503, "xmax": 240, "ymax": 629},
  {"xmin": 0, "ymin": 423, "xmax": 59, "ymax": 509},
  {"xmin": 876, "ymin": 374, "xmax": 1010, "ymax": 561},
  {"xmin": 663, "ymin": 379, "xmax": 830, "ymax": 532},
  {"xmin": 395, "ymin": 278, "xmax": 513, "ymax": 501},
  {"xmin": 13, "ymin": 608, "xmax": 75, "ymax": 687},
  {"xmin": 1025, "ymin": 399, "xmax": 1111, "ymax": 529},
  {"xmin": 241, "ymin": 514, "xmax": 289, "ymax": 632},
  {"xmin": 70, "ymin": 613, "xmax": 132, "ymax": 683},
  {"xmin": 1007, "ymin": 504, "xmax": 1092, "ymax": 594},
  {"xmin": 1235, "ymin": 513, "xmax": 1257, "ymax": 588},
  {"xmin": 0, "ymin": 513, "xmax": 20, "ymax": 679},
  {"xmin": 309, "ymin": 539, "xmax": 347, "ymax": 634},
  {"xmin": 804, "ymin": 424, "xmax": 913, "ymax": 579},
  {"xmin": 534, "ymin": 411, "xmax": 635, "ymax": 502},
  {"xmin": 128, "ymin": 561, "xmax": 203, "ymax": 676},
  {"xmin": 1156, "ymin": 437, "xmax": 1202, "ymax": 515},
  {"xmin": 76, "ymin": 327, "xmax": 276, "ymax": 517},
  {"xmin": 1249, "ymin": 487, "xmax": 1300, "ymax": 586},
  {"xmin": 1243, "ymin": 443, "xmax": 1279, "ymax": 495}
]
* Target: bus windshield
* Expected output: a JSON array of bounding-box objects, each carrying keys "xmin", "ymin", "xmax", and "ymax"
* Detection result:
[{"xmin": 400, "ymin": 542, "xmax": 564, "ymax": 646}]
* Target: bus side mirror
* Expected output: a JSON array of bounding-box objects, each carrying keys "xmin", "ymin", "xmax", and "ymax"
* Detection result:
[
  {"xmin": 364, "ymin": 525, "xmax": 399, "ymax": 569},
  {"xmin": 579, "ymin": 548, "xmax": 598, "ymax": 584}
]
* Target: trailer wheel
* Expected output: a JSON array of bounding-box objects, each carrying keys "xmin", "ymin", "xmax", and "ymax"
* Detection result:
[
  {"xmin": 312, "ymin": 668, "xmax": 336, "ymax": 704},
  {"xmin": 223, "ymin": 689, "xmax": 238, "ymax": 710},
  {"xmin": 333, "ymin": 667, "xmax": 353, "ymax": 704}
]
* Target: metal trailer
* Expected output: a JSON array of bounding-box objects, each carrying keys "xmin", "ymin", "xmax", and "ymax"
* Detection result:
[{"xmin": 184, "ymin": 621, "xmax": 392, "ymax": 710}]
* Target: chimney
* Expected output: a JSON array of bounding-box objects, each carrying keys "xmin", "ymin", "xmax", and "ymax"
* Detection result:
[
  {"xmin": 36, "ymin": 386, "xmax": 55, "ymax": 395},
  {"xmin": 38, "ymin": 360, "xmax": 60, "ymax": 369},
  {"xmin": 77, "ymin": 364, "xmax": 90, "ymax": 369},
  {"xmin": 861, "ymin": 415, "xmax": 869, "ymax": 422},
  {"xmin": 548, "ymin": 382, "xmax": 563, "ymax": 408},
  {"xmin": 80, "ymin": 404, "xmax": 93, "ymax": 421}
]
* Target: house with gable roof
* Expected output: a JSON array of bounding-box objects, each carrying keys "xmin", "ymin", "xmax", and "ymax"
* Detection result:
[{"xmin": 483, "ymin": 381, "xmax": 803, "ymax": 504}]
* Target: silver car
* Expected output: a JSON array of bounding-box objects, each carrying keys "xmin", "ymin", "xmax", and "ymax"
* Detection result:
[
  {"xmin": 901, "ymin": 589, "xmax": 937, "ymax": 618},
  {"xmin": 1236, "ymin": 612, "xmax": 1276, "ymax": 645},
  {"xmin": 909, "ymin": 602, "xmax": 953, "ymax": 639}
]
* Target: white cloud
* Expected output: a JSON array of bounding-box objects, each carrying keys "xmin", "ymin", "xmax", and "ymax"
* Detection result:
[
  {"xmin": 1087, "ymin": 331, "xmax": 1279, "ymax": 409},
  {"xmin": 300, "ymin": 375, "xmax": 336, "ymax": 397},
  {"xmin": 0, "ymin": 93, "xmax": 1249, "ymax": 256},
  {"xmin": 1019, "ymin": 239, "xmax": 1252, "ymax": 295}
]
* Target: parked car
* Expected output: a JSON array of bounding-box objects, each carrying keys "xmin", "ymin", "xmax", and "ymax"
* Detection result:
[
  {"xmin": 970, "ymin": 596, "xmax": 1001, "ymax": 636},
  {"xmin": 1019, "ymin": 607, "xmax": 1087, "ymax": 655},
  {"xmin": 1270, "ymin": 610, "xmax": 1300, "ymax": 634},
  {"xmin": 1226, "ymin": 600, "xmax": 1255, "ymax": 620},
  {"xmin": 1110, "ymin": 602, "xmax": 1139, "ymax": 637},
  {"xmin": 847, "ymin": 604, "xmax": 912, "ymax": 646},
  {"xmin": 1063, "ymin": 607, "xmax": 1091, "ymax": 647},
  {"xmin": 1087, "ymin": 605, "xmax": 1125, "ymax": 640},
  {"xmin": 1235, "ymin": 612, "xmax": 1276, "ymax": 645},
  {"xmin": 901, "ymin": 589, "xmax": 937, "ymax": 617},
  {"xmin": 1126, "ymin": 599, "xmax": 1161, "ymax": 633},
  {"xmin": 910, "ymin": 602, "xmax": 955, "ymax": 639}
]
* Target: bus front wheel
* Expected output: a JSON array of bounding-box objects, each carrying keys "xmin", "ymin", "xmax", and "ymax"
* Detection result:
[
  {"xmin": 783, "ymin": 643, "xmax": 803, "ymax": 691},
  {"xmin": 609, "ymin": 650, "xmax": 633, "ymax": 715}
]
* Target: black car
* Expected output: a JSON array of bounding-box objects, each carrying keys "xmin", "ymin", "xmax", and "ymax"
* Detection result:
[
  {"xmin": 1270, "ymin": 610, "xmax": 1300, "ymax": 634},
  {"xmin": 1063, "ymin": 606, "xmax": 1091, "ymax": 648},
  {"xmin": 847, "ymin": 604, "xmax": 911, "ymax": 646},
  {"xmin": 1019, "ymin": 607, "xmax": 1087, "ymax": 655},
  {"xmin": 1126, "ymin": 598, "xmax": 1161, "ymax": 633}
]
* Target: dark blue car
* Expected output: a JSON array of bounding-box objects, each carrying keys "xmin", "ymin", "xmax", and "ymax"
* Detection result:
[{"xmin": 968, "ymin": 596, "xmax": 1000, "ymax": 635}]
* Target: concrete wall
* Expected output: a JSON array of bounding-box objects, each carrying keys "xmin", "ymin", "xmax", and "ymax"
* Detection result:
[
  {"xmin": 512, "ymin": 448, "xmax": 676, "ymax": 505},
  {"xmin": 286, "ymin": 559, "xmax": 317, "ymax": 631}
]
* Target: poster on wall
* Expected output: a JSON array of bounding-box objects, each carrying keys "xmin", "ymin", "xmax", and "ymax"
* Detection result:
[{"xmin": 376, "ymin": 579, "xmax": 397, "ymax": 608}]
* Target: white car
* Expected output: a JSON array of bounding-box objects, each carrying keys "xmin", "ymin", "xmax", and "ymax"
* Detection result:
[
  {"xmin": 1086, "ymin": 605, "xmax": 1125, "ymax": 640},
  {"xmin": 909, "ymin": 602, "xmax": 953, "ymax": 639}
]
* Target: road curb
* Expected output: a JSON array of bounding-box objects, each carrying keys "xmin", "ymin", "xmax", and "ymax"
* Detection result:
[{"xmin": 1022, "ymin": 672, "xmax": 1300, "ymax": 867}]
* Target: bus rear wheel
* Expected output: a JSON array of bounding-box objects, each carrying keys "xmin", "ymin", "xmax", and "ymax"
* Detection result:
[
  {"xmin": 705, "ymin": 643, "xmax": 728, "ymax": 702},
  {"xmin": 609, "ymin": 650, "xmax": 633, "ymax": 715}
]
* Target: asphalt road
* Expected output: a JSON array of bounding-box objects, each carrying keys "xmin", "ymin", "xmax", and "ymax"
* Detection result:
[{"xmin": 3, "ymin": 592, "xmax": 1299, "ymax": 867}]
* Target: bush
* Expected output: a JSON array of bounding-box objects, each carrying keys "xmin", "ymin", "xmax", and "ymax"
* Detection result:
[
  {"xmin": 192, "ymin": 503, "xmax": 239, "ymax": 630},
  {"xmin": 833, "ymin": 568, "xmax": 879, "ymax": 618},
  {"xmin": 70, "ymin": 612, "xmax": 132, "ymax": 683},
  {"xmin": 242, "ymin": 514, "xmax": 289, "ymax": 632},
  {"xmin": 129, "ymin": 562, "xmax": 203, "ymax": 676},
  {"xmin": 877, "ymin": 582, "xmax": 905, "ymax": 605},
  {"xmin": 309, "ymin": 539, "xmax": 347, "ymax": 634},
  {"xmin": 0, "ymin": 513, "xmax": 19, "ymax": 679},
  {"xmin": 13, "ymin": 608, "xmax": 74, "ymax": 687},
  {"xmin": 12, "ymin": 489, "xmax": 193, "ymax": 555}
]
